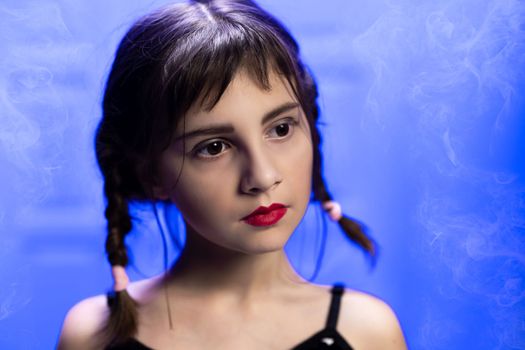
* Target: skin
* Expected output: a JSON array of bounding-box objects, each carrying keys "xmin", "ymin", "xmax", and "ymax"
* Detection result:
[
  {"xmin": 153, "ymin": 68, "xmax": 314, "ymax": 296},
  {"xmin": 57, "ymin": 69, "xmax": 408, "ymax": 350}
]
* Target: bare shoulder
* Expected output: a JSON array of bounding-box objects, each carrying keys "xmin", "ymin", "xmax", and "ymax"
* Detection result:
[
  {"xmin": 56, "ymin": 276, "xmax": 160, "ymax": 350},
  {"xmin": 56, "ymin": 294, "xmax": 109, "ymax": 350},
  {"xmin": 338, "ymin": 288, "xmax": 408, "ymax": 350}
]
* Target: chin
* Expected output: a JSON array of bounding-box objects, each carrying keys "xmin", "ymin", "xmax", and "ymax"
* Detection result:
[{"xmin": 236, "ymin": 232, "xmax": 292, "ymax": 255}]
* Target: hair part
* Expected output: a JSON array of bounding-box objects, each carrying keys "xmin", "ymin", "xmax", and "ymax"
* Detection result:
[{"xmin": 95, "ymin": 0, "xmax": 375, "ymax": 345}]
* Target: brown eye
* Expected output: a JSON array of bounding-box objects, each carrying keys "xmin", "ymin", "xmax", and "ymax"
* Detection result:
[
  {"xmin": 195, "ymin": 140, "xmax": 230, "ymax": 158},
  {"xmin": 206, "ymin": 141, "xmax": 224, "ymax": 155},
  {"xmin": 275, "ymin": 123, "xmax": 290, "ymax": 137},
  {"xmin": 268, "ymin": 118, "xmax": 298, "ymax": 139}
]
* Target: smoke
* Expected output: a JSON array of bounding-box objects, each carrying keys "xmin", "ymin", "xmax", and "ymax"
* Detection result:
[
  {"xmin": 352, "ymin": 0, "xmax": 525, "ymax": 348},
  {"xmin": 0, "ymin": 1, "xmax": 79, "ymax": 215},
  {"xmin": 0, "ymin": 0, "xmax": 74, "ymax": 324}
]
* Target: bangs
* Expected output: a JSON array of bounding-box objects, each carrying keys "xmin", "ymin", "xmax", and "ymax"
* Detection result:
[
  {"xmin": 103, "ymin": 1, "xmax": 307, "ymax": 170},
  {"xmin": 159, "ymin": 8, "xmax": 301, "ymax": 119}
]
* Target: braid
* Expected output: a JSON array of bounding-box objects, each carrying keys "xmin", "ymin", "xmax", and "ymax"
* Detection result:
[
  {"xmin": 302, "ymin": 66, "xmax": 377, "ymax": 258},
  {"xmin": 98, "ymin": 170, "xmax": 139, "ymax": 347},
  {"xmin": 104, "ymin": 175, "xmax": 132, "ymax": 267}
]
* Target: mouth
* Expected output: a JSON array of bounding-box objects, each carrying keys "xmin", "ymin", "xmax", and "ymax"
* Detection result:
[{"xmin": 242, "ymin": 203, "xmax": 288, "ymax": 227}]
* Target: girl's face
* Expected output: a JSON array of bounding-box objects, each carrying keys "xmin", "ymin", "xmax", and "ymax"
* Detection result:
[{"xmin": 155, "ymin": 69, "xmax": 313, "ymax": 254}]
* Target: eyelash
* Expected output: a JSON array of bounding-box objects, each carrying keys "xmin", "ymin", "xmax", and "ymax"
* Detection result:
[{"xmin": 192, "ymin": 117, "xmax": 299, "ymax": 160}]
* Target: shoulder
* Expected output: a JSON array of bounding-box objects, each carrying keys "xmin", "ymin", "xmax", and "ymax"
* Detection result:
[
  {"xmin": 338, "ymin": 289, "xmax": 408, "ymax": 350},
  {"xmin": 57, "ymin": 294, "xmax": 109, "ymax": 350},
  {"xmin": 56, "ymin": 276, "xmax": 161, "ymax": 350}
]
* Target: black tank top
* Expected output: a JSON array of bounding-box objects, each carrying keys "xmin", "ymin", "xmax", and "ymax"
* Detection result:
[{"xmin": 106, "ymin": 284, "xmax": 354, "ymax": 350}]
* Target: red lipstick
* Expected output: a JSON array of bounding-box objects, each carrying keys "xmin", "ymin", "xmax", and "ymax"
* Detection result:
[{"xmin": 242, "ymin": 203, "xmax": 287, "ymax": 227}]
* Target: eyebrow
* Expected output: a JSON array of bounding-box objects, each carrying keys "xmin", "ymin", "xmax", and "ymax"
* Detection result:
[{"xmin": 173, "ymin": 102, "xmax": 300, "ymax": 142}]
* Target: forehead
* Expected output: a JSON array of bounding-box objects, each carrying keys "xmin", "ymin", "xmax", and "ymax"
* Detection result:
[{"xmin": 186, "ymin": 69, "xmax": 299, "ymax": 125}]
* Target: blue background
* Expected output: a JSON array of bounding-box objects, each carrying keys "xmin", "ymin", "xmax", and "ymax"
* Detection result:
[{"xmin": 0, "ymin": 0, "xmax": 524, "ymax": 349}]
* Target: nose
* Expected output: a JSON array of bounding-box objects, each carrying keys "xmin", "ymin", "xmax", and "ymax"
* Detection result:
[{"xmin": 240, "ymin": 144, "xmax": 282, "ymax": 195}]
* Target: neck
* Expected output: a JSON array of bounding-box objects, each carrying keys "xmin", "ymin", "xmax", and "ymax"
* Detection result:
[{"xmin": 161, "ymin": 226, "xmax": 305, "ymax": 303}]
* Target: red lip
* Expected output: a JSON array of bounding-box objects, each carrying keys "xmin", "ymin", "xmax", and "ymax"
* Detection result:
[{"xmin": 242, "ymin": 203, "xmax": 287, "ymax": 227}]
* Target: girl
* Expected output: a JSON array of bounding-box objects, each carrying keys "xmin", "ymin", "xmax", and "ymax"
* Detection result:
[{"xmin": 58, "ymin": 0, "xmax": 407, "ymax": 349}]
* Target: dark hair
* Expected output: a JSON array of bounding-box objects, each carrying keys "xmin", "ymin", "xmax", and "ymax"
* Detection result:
[{"xmin": 95, "ymin": 0, "xmax": 375, "ymax": 346}]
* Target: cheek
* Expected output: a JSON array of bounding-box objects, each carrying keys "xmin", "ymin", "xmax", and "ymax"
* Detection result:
[
  {"xmin": 171, "ymin": 163, "xmax": 238, "ymax": 222},
  {"xmin": 282, "ymin": 133, "xmax": 313, "ymax": 193}
]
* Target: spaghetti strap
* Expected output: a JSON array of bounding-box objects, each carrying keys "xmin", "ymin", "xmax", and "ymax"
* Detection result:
[
  {"xmin": 325, "ymin": 283, "xmax": 345, "ymax": 329},
  {"xmin": 107, "ymin": 291, "xmax": 116, "ymax": 308}
]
